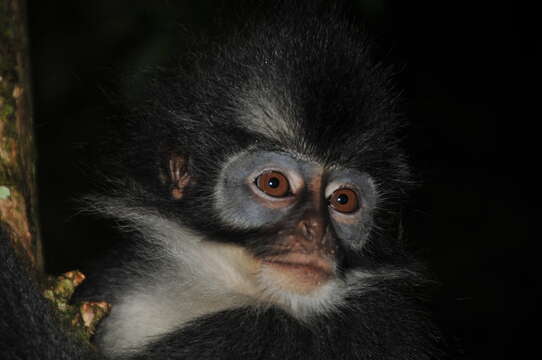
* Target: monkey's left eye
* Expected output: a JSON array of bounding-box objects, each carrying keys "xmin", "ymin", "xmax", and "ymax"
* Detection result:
[
  {"xmin": 329, "ymin": 188, "xmax": 359, "ymax": 213},
  {"xmin": 255, "ymin": 171, "xmax": 291, "ymax": 197}
]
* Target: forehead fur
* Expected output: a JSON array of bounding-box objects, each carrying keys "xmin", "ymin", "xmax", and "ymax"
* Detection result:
[{"xmin": 236, "ymin": 86, "xmax": 298, "ymax": 144}]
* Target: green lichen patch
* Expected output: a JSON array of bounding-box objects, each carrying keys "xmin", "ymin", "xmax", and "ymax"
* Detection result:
[{"xmin": 0, "ymin": 185, "xmax": 10, "ymax": 199}]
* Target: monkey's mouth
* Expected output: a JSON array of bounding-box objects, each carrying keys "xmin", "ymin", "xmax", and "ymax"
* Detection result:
[{"xmin": 261, "ymin": 253, "xmax": 335, "ymax": 291}]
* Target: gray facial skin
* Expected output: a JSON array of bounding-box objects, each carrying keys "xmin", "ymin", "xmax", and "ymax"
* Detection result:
[
  {"xmin": 325, "ymin": 169, "xmax": 377, "ymax": 248},
  {"xmin": 214, "ymin": 150, "xmax": 377, "ymax": 248}
]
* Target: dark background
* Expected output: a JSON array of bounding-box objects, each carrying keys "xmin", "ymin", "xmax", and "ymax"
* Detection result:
[{"xmin": 26, "ymin": 1, "xmax": 535, "ymax": 359}]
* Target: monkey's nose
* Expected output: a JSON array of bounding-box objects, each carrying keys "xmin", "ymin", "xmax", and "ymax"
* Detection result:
[{"xmin": 297, "ymin": 213, "xmax": 325, "ymax": 242}]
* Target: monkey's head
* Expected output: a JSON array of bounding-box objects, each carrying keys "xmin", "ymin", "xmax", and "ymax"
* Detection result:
[{"xmin": 107, "ymin": 2, "xmax": 412, "ymax": 317}]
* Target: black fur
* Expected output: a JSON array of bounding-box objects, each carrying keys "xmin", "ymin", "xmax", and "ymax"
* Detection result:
[
  {"xmin": 130, "ymin": 289, "xmax": 440, "ymax": 360},
  {"xmin": 0, "ymin": 225, "xmax": 103, "ymax": 359},
  {"xmin": 1, "ymin": 1, "xmax": 448, "ymax": 359}
]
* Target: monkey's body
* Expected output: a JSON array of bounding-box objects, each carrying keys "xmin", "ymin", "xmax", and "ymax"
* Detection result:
[
  {"xmin": 1, "ymin": 1, "xmax": 446, "ymax": 359},
  {"xmin": 0, "ymin": 227, "xmax": 438, "ymax": 360}
]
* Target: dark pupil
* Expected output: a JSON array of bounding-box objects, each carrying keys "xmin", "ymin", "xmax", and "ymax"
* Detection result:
[
  {"xmin": 267, "ymin": 177, "xmax": 280, "ymax": 188},
  {"xmin": 336, "ymin": 194, "xmax": 349, "ymax": 205}
]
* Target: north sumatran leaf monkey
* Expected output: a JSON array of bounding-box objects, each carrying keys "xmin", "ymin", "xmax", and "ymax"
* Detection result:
[{"xmin": 0, "ymin": 1, "xmax": 446, "ymax": 359}]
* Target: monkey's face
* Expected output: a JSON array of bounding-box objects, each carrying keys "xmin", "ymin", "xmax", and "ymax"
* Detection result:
[
  {"xmin": 214, "ymin": 150, "xmax": 377, "ymax": 294},
  {"xmin": 167, "ymin": 149, "xmax": 378, "ymax": 301}
]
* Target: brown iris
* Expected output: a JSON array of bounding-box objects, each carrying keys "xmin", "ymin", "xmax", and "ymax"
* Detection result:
[
  {"xmin": 329, "ymin": 188, "xmax": 359, "ymax": 213},
  {"xmin": 255, "ymin": 171, "xmax": 290, "ymax": 197}
]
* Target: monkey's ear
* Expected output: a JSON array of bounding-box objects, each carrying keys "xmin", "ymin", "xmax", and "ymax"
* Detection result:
[{"xmin": 164, "ymin": 153, "xmax": 191, "ymax": 200}]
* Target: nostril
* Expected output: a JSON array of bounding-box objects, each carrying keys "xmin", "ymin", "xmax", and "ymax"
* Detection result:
[
  {"xmin": 296, "ymin": 211, "xmax": 325, "ymax": 242},
  {"xmin": 302, "ymin": 221, "xmax": 313, "ymax": 238},
  {"xmin": 299, "ymin": 218, "xmax": 321, "ymax": 239}
]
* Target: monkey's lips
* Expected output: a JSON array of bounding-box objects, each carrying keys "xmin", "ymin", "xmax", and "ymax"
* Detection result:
[{"xmin": 261, "ymin": 253, "xmax": 335, "ymax": 293}]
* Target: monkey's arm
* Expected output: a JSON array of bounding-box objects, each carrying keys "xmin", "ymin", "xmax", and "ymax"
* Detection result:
[{"xmin": 0, "ymin": 225, "xmax": 103, "ymax": 360}]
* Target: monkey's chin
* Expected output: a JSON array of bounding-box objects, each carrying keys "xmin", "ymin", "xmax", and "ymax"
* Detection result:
[{"xmin": 261, "ymin": 253, "xmax": 335, "ymax": 295}]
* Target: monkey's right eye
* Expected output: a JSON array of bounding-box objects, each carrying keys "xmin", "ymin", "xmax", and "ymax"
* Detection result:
[{"xmin": 255, "ymin": 171, "xmax": 291, "ymax": 197}]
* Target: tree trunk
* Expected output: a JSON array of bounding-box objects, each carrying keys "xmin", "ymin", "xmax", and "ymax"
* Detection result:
[{"xmin": 0, "ymin": 0, "xmax": 42, "ymax": 270}]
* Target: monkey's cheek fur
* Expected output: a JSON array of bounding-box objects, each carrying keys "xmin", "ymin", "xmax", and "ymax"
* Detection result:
[{"xmin": 261, "ymin": 254, "xmax": 335, "ymax": 294}]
